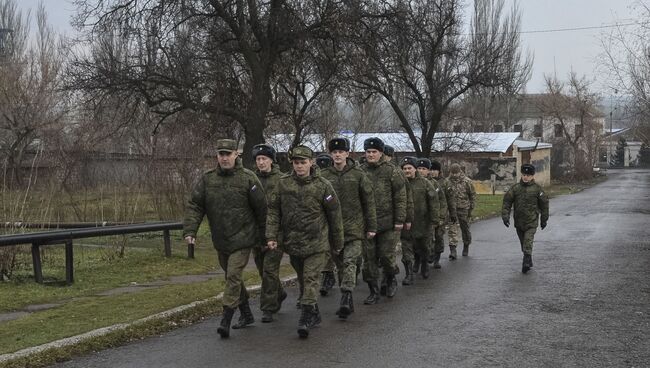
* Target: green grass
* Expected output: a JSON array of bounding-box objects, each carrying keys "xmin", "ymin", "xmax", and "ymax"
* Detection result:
[{"xmin": 473, "ymin": 194, "xmax": 504, "ymax": 220}]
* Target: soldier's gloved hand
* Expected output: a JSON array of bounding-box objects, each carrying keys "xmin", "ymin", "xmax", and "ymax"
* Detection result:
[
  {"xmin": 267, "ymin": 240, "xmax": 278, "ymax": 250},
  {"xmin": 404, "ymin": 222, "xmax": 412, "ymax": 231},
  {"xmin": 366, "ymin": 231, "xmax": 376, "ymax": 239},
  {"xmin": 502, "ymin": 218, "xmax": 510, "ymax": 227},
  {"xmin": 540, "ymin": 221, "xmax": 547, "ymax": 230}
]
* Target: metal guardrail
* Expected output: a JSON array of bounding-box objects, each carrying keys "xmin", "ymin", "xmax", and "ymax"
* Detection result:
[
  {"xmin": 0, "ymin": 221, "xmax": 155, "ymax": 229},
  {"xmin": 0, "ymin": 222, "xmax": 190, "ymax": 285}
]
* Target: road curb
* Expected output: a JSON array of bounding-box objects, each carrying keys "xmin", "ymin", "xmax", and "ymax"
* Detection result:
[{"xmin": 0, "ymin": 275, "xmax": 298, "ymax": 364}]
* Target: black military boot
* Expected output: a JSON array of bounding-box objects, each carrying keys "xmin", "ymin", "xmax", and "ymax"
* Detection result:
[
  {"xmin": 217, "ymin": 306, "xmax": 235, "ymax": 338},
  {"xmin": 462, "ymin": 243, "xmax": 470, "ymax": 256},
  {"xmin": 522, "ymin": 254, "xmax": 532, "ymax": 274},
  {"xmin": 421, "ymin": 260, "xmax": 430, "ymax": 279},
  {"xmin": 231, "ymin": 301, "xmax": 255, "ymax": 329},
  {"xmin": 402, "ymin": 262, "xmax": 413, "ymax": 286},
  {"xmin": 364, "ymin": 282, "xmax": 380, "ymax": 305},
  {"xmin": 413, "ymin": 254, "xmax": 421, "ymax": 277},
  {"xmin": 427, "ymin": 252, "xmax": 435, "ymax": 265},
  {"xmin": 529, "ymin": 254, "xmax": 534, "ymax": 268},
  {"xmin": 261, "ymin": 311, "xmax": 273, "ymax": 323},
  {"xmin": 297, "ymin": 305, "xmax": 312, "ymax": 338},
  {"xmin": 336, "ymin": 291, "xmax": 352, "ymax": 319},
  {"xmin": 449, "ymin": 245, "xmax": 457, "ymax": 260},
  {"xmin": 432, "ymin": 253, "xmax": 442, "ymax": 269},
  {"xmin": 379, "ymin": 274, "xmax": 387, "ymax": 296},
  {"xmin": 386, "ymin": 274, "xmax": 397, "ymax": 298},
  {"xmin": 311, "ymin": 304, "xmax": 322, "ymax": 326},
  {"xmin": 349, "ymin": 293, "xmax": 355, "ymax": 314},
  {"xmin": 319, "ymin": 271, "xmax": 335, "ymax": 296}
]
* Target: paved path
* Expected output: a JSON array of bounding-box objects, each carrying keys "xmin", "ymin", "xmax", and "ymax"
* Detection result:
[{"xmin": 54, "ymin": 170, "xmax": 650, "ymax": 368}]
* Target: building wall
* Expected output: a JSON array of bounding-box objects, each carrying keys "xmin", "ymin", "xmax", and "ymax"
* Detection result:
[{"xmin": 514, "ymin": 147, "xmax": 552, "ymax": 186}]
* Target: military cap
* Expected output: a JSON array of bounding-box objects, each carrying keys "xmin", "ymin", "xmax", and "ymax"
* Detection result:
[
  {"xmin": 216, "ymin": 139, "xmax": 238, "ymax": 153},
  {"xmin": 450, "ymin": 163, "xmax": 462, "ymax": 174},
  {"xmin": 401, "ymin": 156, "xmax": 418, "ymax": 168},
  {"xmin": 316, "ymin": 153, "xmax": 333, "ymax": 169},
  {"xmin": 252, "ymin": 143, "xmax": 276, "ymax": 161},
  {"xmin": 430, "ymin": 160, "xmax": 442, "ymax": 171},
  {"xmin": 384, "ymin": 145, "xmax": 395, "ymax": 156},
  {"xmin": 328, "ymin": 137, "xmax": 351, "ymax": 152},
  {"xmin": 363, "ymin": 137, "xmax": 385, "ymax": 152},
  {"xmin": 289, "ymin": 145, "xmax": 313, "ymax": 160},
  {"xmin": 521, "ymin": 163, "xmax": 536, "ymax": 175},
  {"xmin": 416, "ymin": 158, "xmax": 431, "ymax": 169}
]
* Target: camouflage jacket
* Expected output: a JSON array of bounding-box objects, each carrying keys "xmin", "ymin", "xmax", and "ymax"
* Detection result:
[
  {"xmin": 362, "ymin": 160, "xmax": 407, "ymax": 232},
  {"xmin": 183, "ymin": 158, "xmax": 267, "ymax": 253},
  {"xmin": 501, "ymin": 180, "xmax": 550, "ymax": 230},
  {"xmin": 401, "ymin": 173, "xmax": 439, "ymax": 239},
  {"xmin": 321, "ymin": 159, "xmax": 377, "ymax": 242},
  {"xmin": 433, "ymin": 176, "xmax": 458, "ymax": 220},
  {"xmin": 448, "ymin": 174, "xmax": 476, "ymax": 210},
  {"xmin": 255, "ymin": 165, "xmax": 283, "ymax": 196},
  {"xmin": 266, "ymin": 167, "xmax": 344, "ymax": 257}
]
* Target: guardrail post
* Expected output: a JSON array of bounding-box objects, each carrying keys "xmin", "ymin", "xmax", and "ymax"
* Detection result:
[
  {"xmin": 65, "ymin": 240, "xmax": 74, "ymax": 284},
  {"xmin": 31, "ymin": 243, "xmax": 43, "ymax": 284},
  {"xmin": 163, "ymin": 230, "xmax": 171, "ymax": 257}
]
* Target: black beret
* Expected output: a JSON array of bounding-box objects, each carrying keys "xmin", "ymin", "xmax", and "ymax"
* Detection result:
[
  {"xmin": 328, "ymin": 138, "xmax": 350, "ymax": 152},
  {"xmin": 416, "ymin": 158, "xmax": 431, "ymax": 169},
  {"xmin": 363, "ymin": 137, "xmax": 385, "ymax": 152},
  {"xmin": 401, "ymin": 156, "xmax": 418, "ymax": 168},
  {"xmin": 316, "ymin": 153, "xmax": 333, "ymax": 169},
  {"xmin": 252, "ymin": 144, "xmax": 276, "ymax": 161},
  {"xmin": 383, "ymin": 145, "xmax": 395, "ymax": 156},
  {"xmin": 430, "ymin": 160, "xmax": 441, "ymax": 171},
  {"xmin": 521, "ymin": 164, "xmax": 536, "ymax": 175}
]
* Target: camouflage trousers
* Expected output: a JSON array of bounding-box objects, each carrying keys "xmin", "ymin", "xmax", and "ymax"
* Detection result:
[
  {"xmin": 333, "ymin": 240, "xmax": 363, "ymax": 292},
  {"xmin": 431, "ymin": 224, "xmax": 446, "ymax": 255},
  {"xmin": 448, "ymin": 208, "xmax": 472, "ymax": 247},
  {"xmin": 322, "ymin": 251, "xmax": 337, "ymax": 273},
  {"xmin": 401, "ymin": 235, "xmax": 431, "ymax": 265},
  {"xmin": 516, "ymin": 227, "xmax": 537, "ymax": 255},
  {"xmin": 253, "ymin": 247, "xmax": 285, "ymax": 313},
  {"xmin": 217, "ymin": 247, "xmax": 252, "ymax": 309},
  {"xmin": 363, "ymin": 230, "xmax": 399, "ymax": 283},
  {"xmin": 289, "ymin": 251, "xmax": 327, "ymax": 306}
]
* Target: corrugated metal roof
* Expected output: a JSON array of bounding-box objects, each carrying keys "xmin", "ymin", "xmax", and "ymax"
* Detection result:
[
  {"xmin": 268, "ymin": 132, "xmax": 522, "ymax": 153},
  {"xmin": 513, "ymin": 139, "xmax": 553, "ymax": 151}
]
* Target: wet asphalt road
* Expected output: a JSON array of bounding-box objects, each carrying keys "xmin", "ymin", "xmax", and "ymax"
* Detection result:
[{"xmin": 55, "ymin": 169, "xmax": 650, "ymax": 368}]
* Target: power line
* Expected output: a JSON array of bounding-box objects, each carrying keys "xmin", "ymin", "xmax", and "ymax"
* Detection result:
[{"xmin": 518, "ymin": 22, "xmax": 639, "ymax": 34}]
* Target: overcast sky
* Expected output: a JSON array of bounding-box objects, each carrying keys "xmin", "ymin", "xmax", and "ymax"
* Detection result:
[{"xmin": 16, "ymin": 0, "xmax": 640, "ymax": 96}]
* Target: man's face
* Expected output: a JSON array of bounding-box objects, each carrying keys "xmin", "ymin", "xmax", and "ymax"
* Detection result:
[
  {"xmin": 331, "ymin": 149, "xmax": 349, "ymax": 165},
  {"xmin": 217, "ymin": 151, "xmax": 238, "ymax": 169},
  {"xmin": 417, "ymin": 167, "xmax": 430, "ymax": 177},
  {"xmin": 522, "ymin": 173, "xmax": 534, "ymax": 183},
  {"xmin": 402, "ymin": 165, "xmax": 416, "ymax": 178},
  {"xmin": 365, "ymin": 149, "xmax": 382, "ymax": 164},
  {"xmin": 429, "ymin": 169, "xmax": 440, "ymax": 178},
  {"xmin": 255, "ymin": 155, "xmax": 273, "ymax": 172},
  {"xmin": 292, "ymin": 158, "xmax": 311, "ymax": 177}
]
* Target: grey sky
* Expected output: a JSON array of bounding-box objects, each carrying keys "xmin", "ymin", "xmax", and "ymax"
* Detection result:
[{"xmin": 17, "ymin": 0, "xmax": 639, "ymax": 95}]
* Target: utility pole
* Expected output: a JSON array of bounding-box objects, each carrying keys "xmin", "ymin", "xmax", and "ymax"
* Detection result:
[
  {"xmin": 608, "ymin": 89, "xmax": 618, "ymax": 167},
  {"xmin": 0, "ymin": 28, "xmax": 13, "ymax": 58}
]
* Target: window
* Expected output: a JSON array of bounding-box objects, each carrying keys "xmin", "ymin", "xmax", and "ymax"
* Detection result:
[
  {"xmin": 554, "ymin": 124, "xmax": 563, "ymax": 138},
  {"xmin": 453, "ymin": 125, "xmax": 462, "ymax": 133},
  {"xmin": 474, "ymin": 125, "xmax": 485, "ymax": 132},
  {"xmin": 493, "ymin": 125, "xmax": 503, "ymax": 132},
  {"xmin": 513, "ymin": 124, "xmax": 522, "ymax": 133},
  {"xmin": 534, "ymin": 124, "xmax": 543, "ymax": 138},
  {"xmin": 575, "ymin": 124, "xmax": 583, "ymax": 137}
]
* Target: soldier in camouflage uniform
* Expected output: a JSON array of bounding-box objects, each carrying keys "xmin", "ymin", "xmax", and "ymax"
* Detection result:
[
  {"xmin": 447, "ymin": 163, "xmax": 476, "ymax": 259},
  {"xmin": 315, "ymin": 153, "xmax": 337, "ymax": 296},
  {"xmin": 502, "ymin": 164, "xmax": 550, "ymax": 273},
  {"xmin": 361, "ymin": 137, "xmax": 407, "ymax": 304},
  {"xmin": 250, "ymin": 144, "xmax": 288, "ymax": 323},
  {"xmin": 321, "ymin": 138, "xmax": 377, "ymax": 318},
  {"xmin": 400, "ymin": 157, "xmax": 439, "ymax": 285},
  {"xmin": 266, "ymin": 145, "xmax": 344, "ymax": 338},
  {"xmin": 426, "ymin": 160, "xmax": 458, "ymax": 268},
  {"xmin": 183, "ymin": 139, "xmax": 267, "ymax": 339}
]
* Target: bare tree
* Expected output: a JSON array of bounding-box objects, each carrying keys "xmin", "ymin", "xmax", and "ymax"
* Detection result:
[
  {"xmin": 537, "ymin": 73, "xmax": 602, "ymax": 179},
  {"xmin": 344, "ymin": 0, "xmax": 532, "ymax": 155}
]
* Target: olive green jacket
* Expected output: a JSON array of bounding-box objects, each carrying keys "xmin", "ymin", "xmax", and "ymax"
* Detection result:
[
  {"xmin": 321, "ymin": 159, "xmax": 377, "ymax": 242},
  {"xmin": 502, "ymin": 179, "xmax": 550, "ymax": 230},
  {"xmin": 266, "ymin": 167, "xmax": 345, "ymax": 257},
  {"xmin": 183, "ymin": 158, "xmax": 267, "ymax": 253},
  {"xmin": 433, "ymin": 176, "xmax": 458, "ymax": 220},
  {"xmin": 449, "ymin": 174, "xmax": 476, "ymax": 211},
  {"xmin": 401, "ymin": 173, "xmax": 439, "ymax": 239},
  {"xmin": 256, "ymin": 165, "xmax": 283, "ymax": 196},
  {"xmin": 362, "ymin": 160, "xmax": 407, "ymax": 232}
]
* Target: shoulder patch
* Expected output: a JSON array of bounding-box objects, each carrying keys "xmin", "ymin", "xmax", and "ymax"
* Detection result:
[
  {"xmin": 251, "ymin": 184, "xmax": 258, "ymax": 192},
  {"xmin": 325, "ymin": 194, "xmax": 335, "ymax": 202},
  {"xmin": 539, "ymin": 191, "xmax": 544, "ymax": 197}
]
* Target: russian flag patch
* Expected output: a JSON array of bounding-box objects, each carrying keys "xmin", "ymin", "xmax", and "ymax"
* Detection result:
[{"xmin": 325, "ymin": 194, "xmax": 334, "ymax": 202}]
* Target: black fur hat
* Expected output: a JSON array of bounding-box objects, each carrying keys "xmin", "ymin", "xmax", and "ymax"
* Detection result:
[
  {"xmin": 401, "ymin": 156, "xmax": 418, "ymax": 168},
  {"xmin": 416, "ymin": 158, "xmax": 432, "ymax": 169},
  {"xmin": 328, "ymin": 138, "xmax": 351, "ymax": 152},
  {"xmin": 363, "ymin": 137, "xmax": 385, "ymax": 152},
  {"xmin": 521, "ymin": 163, "xmax": 536, "ymax": 175},
  {"xmin": 252, "ymin": 144, "xmax": 276, "ymax": 161},
  {"xmin": 430, "ymin": 160, "xmax": 442, "ymax": 171},
  {"xmin": 316, "ymin": 153, "xmax": 333, "ymax": 169},
  {"xmin": 383, "ymin": 145, "xmax": 395, "ymax": 156}
]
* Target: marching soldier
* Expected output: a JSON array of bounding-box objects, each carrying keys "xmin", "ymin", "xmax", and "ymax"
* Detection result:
[
  {"xmin": 315, "ymin": 152, "xmax": 337, "ymax": 296},
  {"xmin": 361, "ymin": 137, "xmax": 407, "ymax": 303},
  {"xmin": 400, "ymin": 157, "xmax": 439, "ymax": 284},
  {"xmin": 266, "ymin": 145, "xmax": 344, "ymax": 338},
  {"xmin": 447, "ymin": 163, "xmax": 476, "ymax": 259},
  {"xmin": 426, "ymin": 160, "xmax": 457, "ymax": 268},
  {"xmin": 183, "ymin": 139, "xmax": 267, "ymax": 339},
  {"xmin": 502, "ymin": 164, "xmax": 550, "ymax": 273},
  {"xmin": 251, "ymin": 144, "xmax": 288, "ymax": 323},
  {"xmin": 321, "ymin": 137, "xmax": 377, "ymax": 318}
]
